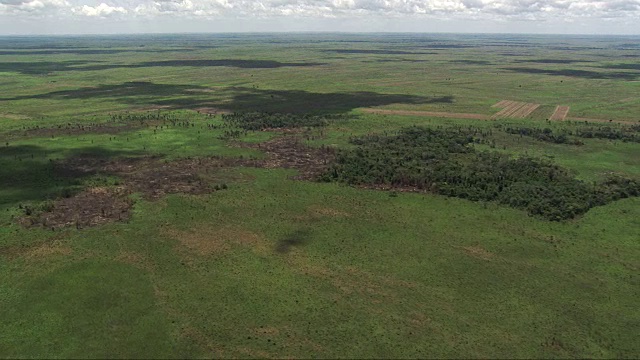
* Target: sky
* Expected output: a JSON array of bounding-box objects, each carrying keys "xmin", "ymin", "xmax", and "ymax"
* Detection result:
[{"xmin": 0, "ymin": 0, "xmax": 639, "ymax": 35}]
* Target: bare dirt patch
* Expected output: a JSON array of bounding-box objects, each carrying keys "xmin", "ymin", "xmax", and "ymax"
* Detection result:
[
  {"xmin": 492, "ymin": 101, "xmax": 540, "ymax": 119},
  {"xmin": 550, "ymin": 106, "xmax": 570, "ymax": 121},
  {"xmin": 193, "ymin": 107, "xmax": 231, "ymax": 115},
  {"xmin": 20, "ymin": 186, "xmax": 133, "ymax": 229},
  {"xmin": 362, "ymin": 108, "xmax": 490, "ymax": 120},
  {"xmin": 21, "ymin": 155, "xmax": 252, "ymax": 229},
  {"xmin": 165, "ymin": 225, "xmax": 267, "ymax": 257},
  {"xmin": 492, "ymin": 100, "xmax": 541, "ymax": 119},
  {"xmin": 461, "ymin": 245, "xmax": 495, "ymax": 261},
  {"xmin": 0, "ymin": 113, "xmax": 31, "ymax": 120},
  {"xmin": 20, "ymin": 132, "xmax": 333, "ymax": 229},
  {"xmin": 237, "ymin": 133, "xmax": 336, "ymax": 180}
]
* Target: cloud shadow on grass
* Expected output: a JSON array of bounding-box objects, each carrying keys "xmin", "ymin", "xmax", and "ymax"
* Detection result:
[
  {"xmin": 3, "ymin": 81, "xmax": 449, "ymax": 114},
  {"xmin": 0, "ymin": 59, "xmax": 325, "ymax": 75},
  {"xmin": 0, "ymin": 145, "xmax": 142, "ymax": 206},
  {"xmin": 502, "ymin": 67, "xmax": 638, "ymax": 80},
  {"xmin": 0, "ymin": 61, "xmax": 97, "ymax": 75}
]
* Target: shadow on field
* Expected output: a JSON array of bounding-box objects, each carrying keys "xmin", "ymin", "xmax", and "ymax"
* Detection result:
[
  {"xmin": 0, "ymin": 61, "xmax": 97, "ymax": 75},
  {"xmin": 205, "ymin": 87, "xmax": 449, "ymax": 113},
  {"xmin": 3, "ymin": 82, "xmax": 446, "ymax": 114},
  {"xmin": 0, "ymin": 145, "xmax": 141, "ymax": 206},
  {"xmin": 0, "ymin": 48, "xmax": 196, "ymax": 56},
  {"xmin": 503, "ymin": 67, "xmax": 638, "ymax": 80},
  {"xmin": 323, "ymin": 49, "xmax": 436, "ymax": 55},
  {"xmin": 450, "ymin": 60, "xmax": 492, "ymax": 65},
  {"xmin": 276, "ymin": 229, "xmax": 311, "ymax": 254},
  {"xmin": 512, "ymin": 59, "xmax": 594, "ymax": 64},
  {"xmin": 80, "ymin": 59, "xmax": 326, "ymax": 71},
  {"xmin": 0, "ymin": 59, "xmax": 324, "ymax": 75},
  {"xmin": 2, "ymin": 81, "xmax": 207, "ymax": 101},
  {"xmin": 600, "ymin": 63, "xmax": 640, "ymax": 71}
]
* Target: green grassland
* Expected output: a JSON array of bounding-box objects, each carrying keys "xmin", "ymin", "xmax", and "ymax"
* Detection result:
[{"xmin": 1, "ymin": 33, "xmax": 639, "ymax": 358}]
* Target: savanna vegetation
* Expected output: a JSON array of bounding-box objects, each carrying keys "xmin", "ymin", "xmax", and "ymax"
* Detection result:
[{"xmin": 1, "ymin": 33, "xmax": 639, "ymax": 359}]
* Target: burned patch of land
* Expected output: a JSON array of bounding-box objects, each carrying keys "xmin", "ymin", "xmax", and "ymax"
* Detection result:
[
  {"xmin": 237, "ymin": 132, "xmax": 336, "ymax": 180},
  {"xmin": 20, "ymin": 155, "xmax": 250, "ymax": 229}
]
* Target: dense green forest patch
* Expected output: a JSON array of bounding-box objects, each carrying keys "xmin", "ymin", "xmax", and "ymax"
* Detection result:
[{"xmin": 320, "ymin": 127, "xmax": 640, "ymax": 220}]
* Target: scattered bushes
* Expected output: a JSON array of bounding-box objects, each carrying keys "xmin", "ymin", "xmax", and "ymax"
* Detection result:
[
  {"xmin": 220, "ymin": 112, "xmax": 348, "ymax": 131},
  {"xmin": 502, "ymin": 126, "xmax": 584, "ymax": 145}
]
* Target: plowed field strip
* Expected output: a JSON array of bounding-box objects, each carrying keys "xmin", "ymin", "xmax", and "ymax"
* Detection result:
[
  {"xmin": 512, "ymin": 103, "xmax": 540, "ymax": 118},
  {"xmin": 492, "ymin": 100, "xmax": 511, "ymax": 108},
  {"xmin": 550, "ymin": 106, "xmax": 570, "ymax": 121},
  {"xmin": 492, "ymin": 102, "xmax": 526, "ymax": 119},
  {"xmin": 362, "ymin": 109, "xmax": 490, "ymax": 120}
]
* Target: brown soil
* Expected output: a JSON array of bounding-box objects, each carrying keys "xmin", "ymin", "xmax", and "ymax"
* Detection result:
[
  {"xmin": 461, "ymin": 245, "xmax": 495, "ymax": 261},
  {"xmin": 22, "ymin": 133, "xmax": 333, "ymax": 229},
  {"xmin": 20, "ymin": 186, "xmax": 134, "ymax": 229},
  {"xmin": 166, "ymin": 225, "xmax": 267, "ymax": 257},
  {"xmin": 21, "ymin": 155, "xmax": 252, "ymax": 229},
  {"xmin": 193, "ymin": 107, "xmax": 231, "ymax": 115},
  {"xmin": 492, "ymin": 100, "xmax": 512, "ymax": 108},
  {"xmin": 491, "ymin": 100, "xmax": 541, "ymax": 119},
  {"xmin": 549, "ymin": 106, "xmax": 570, "ymax": 121},
  {"xmin": 237, "ymin": 133, "xmax": 336, "ymax": 180},
  {"xmin": 512, "ymin": 103, "xmax": 540, "ymax": 118},
  {"xmin": 362, "ymin": 108, "xmax": 490, "ymax": 120}
]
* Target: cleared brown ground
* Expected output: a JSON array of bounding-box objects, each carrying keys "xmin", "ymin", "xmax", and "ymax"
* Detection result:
[
  {"xmin": 362, "ymin": 108, "xmax": 490, "ymax": 120},
  {"xmin": 21, "ymin": 133, "xmax": 335, "ymax": 229},
  {"xmin": 550, "ymin": 106, "xmax": 570, "ymax": 121},
  {"xmin": 512, "ymin": 103, "xmax": 540, "ymax": 118},
  {"xmin": 491, "ymin": 100, "xmax": 540, "ymax": 119}
]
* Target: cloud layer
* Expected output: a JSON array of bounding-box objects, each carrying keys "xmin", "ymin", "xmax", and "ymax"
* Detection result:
[{"xmin": 1, "ymin": 0, "xmax": 639, "ymax": 33}]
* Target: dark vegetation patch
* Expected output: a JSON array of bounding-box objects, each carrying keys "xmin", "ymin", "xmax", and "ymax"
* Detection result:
[
  {"xmin": 18, "ymin": 187, "xmax": 133, "ymax": 229},
  {"xmin": 500, "ymin": 124, "xmax": 640, "ymax": 144},
  {"xmin": 503, "ymin": 67, "xmax": 638, "ymax": 80},
  {"xmin": 19, "ymin": 155, "xmax": 246, "ymax": 229},
  {"xmin": 573, "ymin": 125, "xmax": 640, "ymax": 142},
  {"xmin": 238, "ymin": 132, "xmax": 335, "ymax": 180},
  {"xmin": 319, "ymin": 127, "xmax": 640, "ymax": 220},
  {"xmin": 499, "ymin": 126, "xmax": 584, "ymax": 145},
  {"xmin": 220, "ymin": 112, "xmax": 349, "ymax": 131},
  {"xmin": 7, "ymin": 111, "xmax": 185, "ymax": 139}
]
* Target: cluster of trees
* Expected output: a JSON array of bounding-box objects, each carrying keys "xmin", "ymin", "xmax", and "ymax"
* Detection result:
[
  {"xmin": 220, "ymin": 112, "xmax": 347, "ymax": 131},
  {"xmin": 320, "ymin": 127, "xmax": 639, "ymax": 220},
  {"xmin": 574, "ymin": 125, "xmax": 640, "ymax": 143},
  {"xmin": 501, "ymin": 126, "xmax": 584, "ymax": 145}
]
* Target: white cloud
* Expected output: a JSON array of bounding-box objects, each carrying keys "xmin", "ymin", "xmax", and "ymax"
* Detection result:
[
  {"xmin": 72, "ymin": 2, "xmax": 127, "ymax": 16},
  {"xmin": 1, "ymin": 0, "xmax": 640, "ymax": 33}
]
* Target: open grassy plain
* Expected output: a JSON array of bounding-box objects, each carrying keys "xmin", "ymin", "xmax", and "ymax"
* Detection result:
[{"xmin": 1, "ymin": 33, "xmax": 639, "ymax": 358}]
